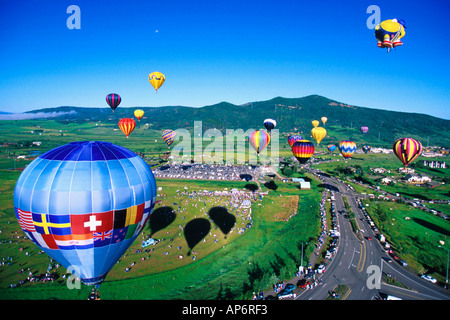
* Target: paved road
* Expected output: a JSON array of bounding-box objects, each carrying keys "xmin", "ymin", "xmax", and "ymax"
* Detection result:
[{"xmin": 294, "ymin": 168, "xmax": 450, "ymax": 300}]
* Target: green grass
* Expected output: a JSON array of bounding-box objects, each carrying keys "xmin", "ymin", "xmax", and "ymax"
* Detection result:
[
  {"xmin": 0, "ymin": 172, "xmax": 323, "ymax": 299},
  {"xmin": 363, "ymin": 199, "xmax": 450, "ymax": 282}
]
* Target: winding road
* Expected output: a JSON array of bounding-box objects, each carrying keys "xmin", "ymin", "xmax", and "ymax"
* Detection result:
[{"xmin": 293, "ymin": 168, "xmax": 450, "ymax": 300}]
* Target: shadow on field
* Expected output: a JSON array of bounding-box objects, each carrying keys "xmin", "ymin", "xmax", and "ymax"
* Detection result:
[
  {"xmin": 264, "ymin": 180, "xmax": 278, "ymax": 191},
  {"xmin": 244, "ymin": 183, "xmax": 258, "ymax": 192},
  {"xmin": 412, "ymin": 218, "xmax": 450, "ymax": 236},
  {"xmin": 209, "ymin": 206, "xmax": 236, "ymax": 238},
  {"xmin": 149, "ymin": 206, "xmax": 176, "ymax": 236},
  {"xmin": 184, "ymin": 218, "xmax": 211, "ymax": 256}
]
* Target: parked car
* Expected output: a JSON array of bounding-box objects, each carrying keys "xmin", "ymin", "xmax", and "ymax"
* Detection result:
[
  {"xmin": 284, "ymin": 283, "xmax": 296, "ymax": 293},
  {"xmin": 317, "ymin": 265, "xmax": 326, "ymax": 273},
  {"xmin": 399, "ymin": 260, "xmax": 408, "ymax": 267},
  {"xmin": 297, "ymin": 279, "xmax": 311, "ymax": 289},
  {"xmin": 421, "ymin": 274, "xmax": 437, "ymax": 283}
]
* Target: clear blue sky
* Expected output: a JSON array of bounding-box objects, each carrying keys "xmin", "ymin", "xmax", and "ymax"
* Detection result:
[{"xmin": 1, "ymin": 0, "xmax": 449, "ymax": 119}]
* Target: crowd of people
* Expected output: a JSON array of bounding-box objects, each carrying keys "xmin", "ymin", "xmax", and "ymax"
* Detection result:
[{"xmin": 153, "ymin": 163, "xmax": 264, "ymax": 182}]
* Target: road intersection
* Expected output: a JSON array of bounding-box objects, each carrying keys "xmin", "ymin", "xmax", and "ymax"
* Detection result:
[{"xmin": 290, "ymin": 168, "xmax": 450, "ymax": 300}]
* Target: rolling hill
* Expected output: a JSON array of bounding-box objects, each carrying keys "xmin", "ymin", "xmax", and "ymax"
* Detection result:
[{"xmin": 14, "ymin": 95, "xmax": 450, "ymax": 147}]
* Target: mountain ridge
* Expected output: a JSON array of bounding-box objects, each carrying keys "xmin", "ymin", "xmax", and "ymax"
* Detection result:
[{"xmin": 4, "ymin": 94, "xmax": 450, "ymax": 147}]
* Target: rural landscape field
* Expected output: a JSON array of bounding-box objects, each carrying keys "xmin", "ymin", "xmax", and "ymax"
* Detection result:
[{"xmin": 1, "ymin": 0, "xmax": 449, "ymax": 305}]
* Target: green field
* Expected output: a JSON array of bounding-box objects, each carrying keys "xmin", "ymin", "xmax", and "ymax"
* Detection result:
[
  {"xmin": 0, "ymin": 169, "xmax": 323, "ymax": 299},
  {"xmin": 1, "ymin": 118, "xmax": 449, "ymax": 299}
]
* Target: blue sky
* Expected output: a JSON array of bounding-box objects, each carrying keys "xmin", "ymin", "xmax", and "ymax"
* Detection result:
[{"xmin": 1, "ymin": 0, "xmax": 449, "ymax": 119}]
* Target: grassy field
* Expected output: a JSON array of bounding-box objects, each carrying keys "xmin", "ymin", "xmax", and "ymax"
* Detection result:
[
  {"xmin": 362, "ymin": 199, "xmax": 450, "ymax": 283},
  {"xmin": 1, "ymin": 118, "xmax": 449, "ymax": 299},
  {"xmin": 0, "ymin": 170, "xmax": 323, "ymax": 299}
]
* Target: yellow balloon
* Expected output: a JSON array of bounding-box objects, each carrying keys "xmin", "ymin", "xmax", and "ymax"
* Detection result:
[
  {"xmin": 311, "ymin": 127, "xmax": 327, "ymax": 144},
  {"xmin": 321, "ymin": 117, "xmax": 327, "ymax": 125},
  {"xmin": 134, "ymin": 109, "xmax": 144, "ymax": 121},
  {"xmin": 148, "ymin": 71, "xmax": 165, "ymax": 92},
  {"xmin": 312, "ymin": 120, "xmax": 319, "ymax": 128}
]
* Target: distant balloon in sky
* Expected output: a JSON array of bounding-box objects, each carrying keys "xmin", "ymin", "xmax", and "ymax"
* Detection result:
[
  {"xmin": 292, "ymin": 140, "xmax": 315, "ymax": 164},
  {"xmin": 321, "ymin": 117, "xmax": 328, "ymax": 126},
  {"xmin": 288, "ymin": 134, "xmax": 303, "ymax": 148},
  {"xmin": 311, "ymin": 127, "xmax": 327, "ymax": 144},
  {"xmin": 327, "ymin": 144, "xmax": 337, "ymax": 153},
  {"xmin": 134, "ymin": 109, "xmax": 144, "ymax": 121},
  {"xmin": 106, "ymin": 93, "xmax": 121, "ymax": 112},
  {"xmin": 249, "ymin": 130, "xmax": 270, "ymax": 155},
  {"xmin": 339, "ymin": 140, "xmax": 357, "ymax": 159},
  {"xmin": 148, "ymin": 72, "xmax": 165, "ymax": 92},
  {"xmin": 118, "ymin": 118, "xmax": 136, "ymax": 138},
  {"xmin": 375, "ymin": 19, "xmax": 406, "ymax": 52},
  {"xmin": 162, "ymin": 129, "xmax": 176, "ymax": 148},
  {"xmin": 360, "ymin": 126, "xmax": 369, "ymax": 135},
  {"xmin": 13, "ymin": 141, "xmax": 157, "ymax": 286},
  {"xmin": 393, "ymin": 137, "xmax": 422, "ymax": 167},
  {"xmin": 263, "ymin": 119, "xmax": 277, "ymax": 132},
  {"xmin": 312, "ymin": 120, "xmax": 319, "ymax": 128}
]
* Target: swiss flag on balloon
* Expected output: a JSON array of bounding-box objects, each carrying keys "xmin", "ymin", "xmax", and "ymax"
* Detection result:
[{"xmin": 70, "ymin": 211, "xmax": 114, "ymax": 235}]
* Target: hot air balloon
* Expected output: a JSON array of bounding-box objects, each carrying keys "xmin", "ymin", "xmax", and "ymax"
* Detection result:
[
  {"xmin": 292, "ymin": 140, "xmax": 315, "ymax": 164},
  {"xmin": 312, "ymin": 120, "xmax": 319, "ymax": 128},
  {"xmin": 134, "ymin": 109, "xmax": 144, "ymax": 121},
  {"xmin": 148, "ymin": 72, "xmax": 165, "ymax": 92},
  {"xmin": 393, "ymin": 138, "xmax": 422, "ymax": 167},
  {"xmin": 360, "ymin": 126, "xmax": 369, "ymax": 135},
  {"xmin": 118, "ymin": 118, "xmax": 136, "ymax": 138},
  {"xmin": 162, "ymin": 129, "xmax": 176, "ymax": 148},
  {"xmin": 321, "ymin": 117, "xmax": 328, "ymax": 126},
  {"xmin": 263, "ymin": 119, "xmax": 277, "ymax": 133},
  {"xmin": 13, "ymin": 141, "xmax": 157, "ymax": 286},
  {"xmin": 362, "ymin": 144, "xmax": 371, "ymax": 154},
  {"xmin": 327, "ymin": 144, "xmax": 337, "ymax": 153},
  {"xmin": 249, "ymin": 130, "xmax": 270, "ymax": 155},
  {"xmin": 311, "ymin": 127, "xmax": 327, "ymax": 144},
  {"xmin": 339, "ymin": 140, "xmax": 356, "ymax": 159},
  {"xmin": 375, "ymin": 19, "xmax": 406, "ymax": 52},
  {"xmin": 106, "ymin": 93, "xmax": 121, "ymax": 112},
  {"xmin": 288, "ymin": 135, "xmax": 303, "ymax": 148}
]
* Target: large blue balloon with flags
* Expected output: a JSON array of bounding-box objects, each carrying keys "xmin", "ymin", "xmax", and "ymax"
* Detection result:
[{"xmin": 13, "ymin": 141, "xmax": 157, "ymax": 285}]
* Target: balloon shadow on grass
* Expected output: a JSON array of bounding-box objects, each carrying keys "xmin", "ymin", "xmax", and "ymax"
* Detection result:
[
  {"xmin": 184, "ymin": 218, "xmax": 211, "ymax": 256},
  {"xmin": 149, "ymin": 206, "xmax": 176, "ymax": 237},
  {"xmin": 209, "ymin": 206, "xmax": 236, "ymax": 238}
]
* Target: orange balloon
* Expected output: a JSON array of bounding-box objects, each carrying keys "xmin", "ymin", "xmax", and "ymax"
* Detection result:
[{"xmin": 118, "ymin": 118, "xmax": 136, "ymax": 138}]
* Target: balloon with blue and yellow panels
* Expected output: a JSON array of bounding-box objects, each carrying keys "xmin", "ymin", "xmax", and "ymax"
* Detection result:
[
  {"xmin": 375, "ymin": 19, "xmax": 406, "ymax": 52},
  {"xmin": 13, "ymin": 141, "xmax": 157, "ymax": 286}
]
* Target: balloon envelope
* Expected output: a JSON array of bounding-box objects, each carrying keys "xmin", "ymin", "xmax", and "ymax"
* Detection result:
[
  {"xmin": 393, "ymin": 138, "xmax": 422, "ymax": 166},
  {"xmin": 13, "ymin": 141, "xmax": 157, "ymax": 285},
  {"xmin": 321, "ymin": 117, "xmax": 328, "ymax": 125},
  {"xmin": 311, "ymin": 127, "xmax": 327, "ymax": 144},
  {"xmin": 119, "ymin": 118, "xmax": 136, "ymax": 138},
  {"xmin": 106, "ymin": 93, "xmax": 121, "ymax": 112},
  {"xmin": 360, "ymin": 126, "xmax": 369, "ymax": 135},
  {"xmin": 148, "ymin": 72, "xmax": 165, "ymax": 92},
  {"xmin": 288, "ymin": 135, "xmax": 303, "ymax": 147},
  {"xmin": 134, "ymin": 109, "xmax": 144, "ymax": 121},
  {"xmin": 312, "ymin": 120, "xmax": 319, "ymax": 128},
  {"xmin": 327, "ymin": 144, "xmax": 337, "ymax": 153},
  {"xmin": 339, "ymin": 140, "xmax": 357, "ymax": 159},
  {"xmin": 263, "ymin": 119, "xmax": 277, "ymax": 132},
  {"xmin": 292, "ymin": 140, "xmax": 315, "ymax": 164},
  {"xmin": 249, "ymin": 130, "xmax": 270, "ymax": 155},
  {"xmin": 362, "ymin": 144, "xmax": 371, "ymax": 154},
  {"xmin": 162, "ymin": 129, "xmax": 176, "ymax": 147}
]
